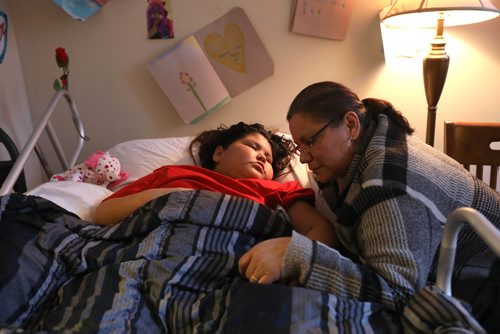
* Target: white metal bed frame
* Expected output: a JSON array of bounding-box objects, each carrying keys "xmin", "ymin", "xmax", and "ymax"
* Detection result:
[{"xmin": 0, "ymin": 90, "xmax": 88, "ymax": 196}]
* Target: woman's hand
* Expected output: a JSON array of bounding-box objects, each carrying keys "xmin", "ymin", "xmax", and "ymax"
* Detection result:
[{"xmin": 238, "ymin": 237, "xmax": 291, "ymax": 284}]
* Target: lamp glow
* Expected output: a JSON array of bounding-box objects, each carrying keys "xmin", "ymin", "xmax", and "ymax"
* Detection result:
[{"xmin": 380, "ymin": 0, "xmax": 499, "ymax": 146}]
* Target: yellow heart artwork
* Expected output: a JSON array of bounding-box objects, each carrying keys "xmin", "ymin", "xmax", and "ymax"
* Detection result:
[{"xmin": 204, "ymin": 23, "xmax": 245, "ymax": 73}]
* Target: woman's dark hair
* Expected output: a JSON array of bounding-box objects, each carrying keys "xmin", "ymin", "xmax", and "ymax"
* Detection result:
[
  {"xmin": 287, "ymin": 81, "xmax": 414, "ymax": 134},
  {"xmin": 189, "ymin": 122, "xmax": 295, "ymax": 178}
]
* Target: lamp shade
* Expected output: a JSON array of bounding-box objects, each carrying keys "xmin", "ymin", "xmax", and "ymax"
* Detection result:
[{"xmin": 380, "ymin": 0, "xmax": 499, "ymax": 27}]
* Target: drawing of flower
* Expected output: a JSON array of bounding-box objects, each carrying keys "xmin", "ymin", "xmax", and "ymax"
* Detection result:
[
  {"xmin": 53, "ymin": 47, "xmax": 70, "ymax": 91},
  {"xmin": 179, "ymin": 71, "xmax": 207, "ymax": 112}
]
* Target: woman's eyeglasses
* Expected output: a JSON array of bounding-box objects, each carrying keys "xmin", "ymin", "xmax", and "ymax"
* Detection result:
[{"xmin": 292, "ymin": 118, "xmax": 340, "ymax": 155}]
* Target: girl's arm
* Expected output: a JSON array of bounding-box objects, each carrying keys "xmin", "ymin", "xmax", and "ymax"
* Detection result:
[
  {"xmin": 93, "ymin": 188, "xmax": 187, "ymax": 225},
  {"xmin": 286, "ymin": 200, "xmax": 338, "ymax": 248}
]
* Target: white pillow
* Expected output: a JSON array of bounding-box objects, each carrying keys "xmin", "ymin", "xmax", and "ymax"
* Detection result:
[
  {"xmin": 27, "ymin": 181, "xmax": 114, "ymax": 222},
  {"xmin": 107, "ymin": 136, "xmax": 195, "ymax": 191}
]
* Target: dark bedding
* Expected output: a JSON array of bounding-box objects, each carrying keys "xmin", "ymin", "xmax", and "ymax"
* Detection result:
[{"xmin": 0, "ymin": 190, "xmax": 400, "ymax": 333}]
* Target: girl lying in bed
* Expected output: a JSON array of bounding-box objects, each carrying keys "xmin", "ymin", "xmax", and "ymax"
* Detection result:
[{"xmin": 94, "ymin": 122, "xmax": 337, "ymax": 276}]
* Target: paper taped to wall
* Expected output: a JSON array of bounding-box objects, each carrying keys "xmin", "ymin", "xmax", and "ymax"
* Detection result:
[
  {"xmin": 53, "ymin": 0, "xmax": 105, "ymax": 21},
  {"xmin": 290, "ymin": 0, "xmax": 355, "ymax": 41}
]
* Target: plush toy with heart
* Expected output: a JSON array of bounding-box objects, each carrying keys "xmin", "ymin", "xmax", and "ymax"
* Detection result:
[{"xmin": 50, "ymin": 151, "xmax": 128, "ymax": 189}]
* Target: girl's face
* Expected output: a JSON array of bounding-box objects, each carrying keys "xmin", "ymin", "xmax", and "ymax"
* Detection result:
[
  {"xmin": 149, "ymin": 6, "xmax": 165, "ymax": 22},
  {"xmin": 212, "ymin": 133, "xmax": 274, "ymax": 180},
  {"xmin": 288, "ymin": 113, "xmax": 354, "ymax": 183}
]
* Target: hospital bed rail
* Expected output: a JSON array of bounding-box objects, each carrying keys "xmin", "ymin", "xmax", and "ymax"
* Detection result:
[
  {"xmin": 0, "ymin": 90, "xmax": 88, "ymax": 196},
  {"xmin": 437, "ymin": 207, "xmax": 500, "ymax": 296}
]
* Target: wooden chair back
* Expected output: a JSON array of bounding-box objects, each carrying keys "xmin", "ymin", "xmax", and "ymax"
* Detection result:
[{"xmin": 444, "ymin": 121, "xmax": 500, "ymax": 190}]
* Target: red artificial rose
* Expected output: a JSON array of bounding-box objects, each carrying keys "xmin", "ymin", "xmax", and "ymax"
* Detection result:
[
  {"xmin": 53, "ymin": 47, "xmax": 70, "ymax": 91},
  {"xmin": 55, "ymin": 47, "xmax": 69, "ymax": 68}
]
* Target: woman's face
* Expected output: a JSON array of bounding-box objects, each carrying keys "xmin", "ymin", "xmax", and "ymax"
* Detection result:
[
  {"xmin": 212, "ymin": 133, "xmax": 274, "ymax": 180},
  {"xmin": 288, "ymin": 113, "xmax": 354, "ymax": 183}
]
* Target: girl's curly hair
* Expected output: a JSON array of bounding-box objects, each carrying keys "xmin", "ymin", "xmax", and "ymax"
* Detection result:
[{"xmin": 189, "ymin": 122, "xmax": 294, "ymax": 178}]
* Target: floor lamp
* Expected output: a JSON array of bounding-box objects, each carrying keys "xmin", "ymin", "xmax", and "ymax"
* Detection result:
[{"xmin": 380, "ymin": 0, "xmax": 499, "ymax": 146}]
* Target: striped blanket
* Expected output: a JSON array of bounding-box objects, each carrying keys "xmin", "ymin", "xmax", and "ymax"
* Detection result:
[{"xmin": 0, "ymin": 190, "xmax": 400, "ymax": 333}]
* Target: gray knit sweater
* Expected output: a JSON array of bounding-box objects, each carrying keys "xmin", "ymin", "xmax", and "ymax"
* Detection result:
[{"xmin": 283, "ymin": 114, "xmax": 500, "ymax": 312}]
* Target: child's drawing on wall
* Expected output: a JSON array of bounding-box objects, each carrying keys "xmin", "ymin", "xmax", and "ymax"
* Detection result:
[{"xmin": 147, "ymin": 0, "xmax": 174, "ymax": 39}]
